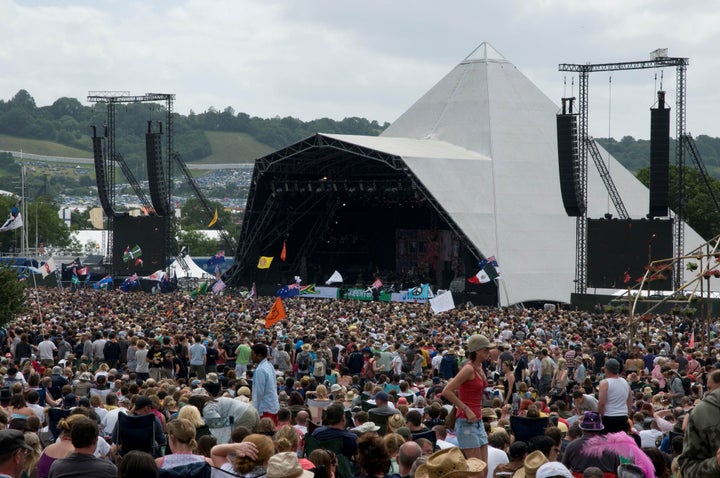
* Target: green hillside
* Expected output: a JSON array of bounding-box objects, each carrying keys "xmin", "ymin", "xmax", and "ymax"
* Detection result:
[
  {"xmin": 199, "ymin": 131, "xmax": 273, "ymax": 163},
  {"xmin": 0, "ymin": 134, "xmax": 91, "ymax": 158}
]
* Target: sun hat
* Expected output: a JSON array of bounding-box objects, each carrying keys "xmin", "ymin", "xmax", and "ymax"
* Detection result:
[
  {"xmin": 237, "ymin": 386, "xmax": 252, "ymax": 397},
  {"xmin": 467, "ymin": 334, "xmax": 496, "ymax": 353},
  {"xmin": 387, "ymin": 413, "xmax": 406, "ymax": 430},
  {"xmin": 302, "ymin": 343, "xmax": 312, "ymax": 351},
  {"xmin": 536, "ymin": 462, "xmax": 573, "ymax": 478},
  {"xmin": 481, "ymin": 408, "xmax": 498, "ymax": 420},
  {"xmin": 415, "ymin": 447, "xmax": 486, "ymax": 478},
  {"xmin": 579, "ymin": 411, "xmax": 604, "ymax": 431},
  {"xmin": 514, "ymin": 450, "xmax": 548, "ymax": 478},
  {"xmin": 330, "ymin": 384, "xmax": 343, "ymax": 393},
  {"xmin": 267, "ymin": 451, "xmax": 314, "ymax": 478},
  {"xmin": 352, "ymin": 422, "xmax": 380, "ymax": 434}
]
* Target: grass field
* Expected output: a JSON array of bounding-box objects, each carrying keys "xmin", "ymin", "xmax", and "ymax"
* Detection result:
[
  {"xmin": 0, "ymin": 134, "xmax": 91, "ymax": 157},
  {"xmin": 198, "ymin": 131, "xmax": 273, "ymax": 164}
]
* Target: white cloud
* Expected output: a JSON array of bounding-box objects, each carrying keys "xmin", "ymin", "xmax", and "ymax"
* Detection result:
[{"xmin": 0, "ymin": 0, "xmax": 718, "ymax": 139}]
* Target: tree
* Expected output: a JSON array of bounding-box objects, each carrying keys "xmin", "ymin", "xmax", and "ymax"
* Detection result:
[
  {"xmin": 180, "ymin": 198, "xmax": 232, "ymax": 230},
  {"xmin": 637, "ymin": 165, "xmax": 720, "ymax": 240},
  {"xmin": 178, "ymin": 230, "xmax": 222, "ymax": 256},
  {"xmin": 0, "ymin": 262, "xmax": 26, "ymax": 327}
]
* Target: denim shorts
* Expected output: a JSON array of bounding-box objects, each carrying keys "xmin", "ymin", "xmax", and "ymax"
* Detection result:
[{"xmin": 455, "ymin": 417, "xmax": 489, "ymax": 449}]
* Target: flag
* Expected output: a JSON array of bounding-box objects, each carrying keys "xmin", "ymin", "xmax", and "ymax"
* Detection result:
[
  {"xmin": 207, "ymin": 209, "xmax": 218, "ymax": 228},
  {"xmin": 190, "ymin": 281, "xmax": 209, "ymax": 299},
  {"xmin": 94, "ymin": 275, "xmax": 113, "ymax": 290},
  {"xmin": 65, "ymin": 257, "xmax": 81, "ymax": 270},
  {"xmin": 280, "ymin": 241, "xmax": 287, "ymax": 262},
  {"xmin": 325, "ymin": 270, "xmax": 343, "ymax": 285},
  {"xmin": 122, "ymin": 245, "xmax": 142, "ymax": 263},
  {"xmin": 85, "ymin": 272, "xmax": 92, "ymax": 284},
  {"xmin": 212, "ymin": 279, "xmax": 226, "ymax": 294},
  {"xmin": 247, "ymin": 282, "xmax": 257, "ymax": 300},
  {"xmin": 41, "ymin": 258, "xmax": 56, "ymax": 279},
  {"xmin": 0, "ymin": 210, "xmax": 22, "ymax": 232},
  {"xmin": 71, "ymin": 273, "xmax": 80, "ymax": 286},
  {"xmin": 277, "ymin": 283, "xmax": 300, "ymax": 299},
  {"xmin": 143, "ymin": 270, "xmax": 166, "ymax": 281},
  {"xmin": 371, "ymin": 278, "xmax": 383, "ymax": 289},
  {"xmin": 76, "ymin": 266, "xmax": 89, "ymax": 276},
  {"xmin": 120, "ymin": 273, "xmax": 139, "ymax": 292},
  {"xmin": 468, "ymin": 256, "xmax": 501, "ymax": 284},
  {"xmin": 265, "ymin": 297, "xmax": 287, "ymax": 328},
  {"xmin": 623, "ymin": 271, "xmax": 632, "ymax": 284},
  {"xmin": 689, "ymin": 331, "xmax": 695, "ymax": 349},
  {"xmin": 430, "ymin": 290, "xmax": 455, "ymax": 314},
  {"xmin": 18, "ymin": 269, "xmax": 29, "ymax": 282},
  {"xmin": 407, "ymin": 283, "xmax": 430, "ymax": 301},
  {"xmin": 257, "ymin": 256, "xmax": 273, "ymax": 269},
  {"xmin": 299, "ymin": 284, "xmax": 317, "ymax": 295},
  {"xmin": 207, "ymin": 251, "xmax": 226, "ymax": 267}
]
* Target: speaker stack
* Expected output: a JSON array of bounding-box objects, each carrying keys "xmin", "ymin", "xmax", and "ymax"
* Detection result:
[
  {"xmin": 649, "ymin": 91, "xmax": 670, "ymax": 218},
  {"xmin": 92, "ymin": 127, "xmax": 114, "ymax": 217},
  {"xmin": 146, "ymin": 124, "xmax": 170, "ymax": 216},
  {"xmin": 557, "ymin": 98, "xmax": 585, "ymax": 217}
]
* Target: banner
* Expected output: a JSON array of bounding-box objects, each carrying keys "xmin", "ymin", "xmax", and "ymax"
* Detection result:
[
  {"xmin": 265, "ymin": 296, "xmax": 287, "ymax": 328},
  {"xmin": 344, "ymin": 287, "xmax": 392, "ymax": 302},
  {"xmin": 430, "ymin": 290, "xmax": 455, "ymax": 314}
]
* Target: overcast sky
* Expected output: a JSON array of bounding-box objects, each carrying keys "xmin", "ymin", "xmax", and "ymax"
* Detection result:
[{"xmin": 2, "ymin": 0, "xmax": 719, "ymax": 140}]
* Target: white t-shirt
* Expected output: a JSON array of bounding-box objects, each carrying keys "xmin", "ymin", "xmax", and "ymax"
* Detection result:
[{"xmin": 37, "ymin": 340, "xmax": 56, "ymax": 360}]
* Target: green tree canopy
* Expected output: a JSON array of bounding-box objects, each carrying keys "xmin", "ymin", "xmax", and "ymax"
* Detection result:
[{"xmin": 0, "ymin": 262, "xmax": 26, "ymax": 327}]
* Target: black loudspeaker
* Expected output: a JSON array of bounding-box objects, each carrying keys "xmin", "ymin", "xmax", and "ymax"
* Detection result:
[
  {"xmin": 146, "ymin": 132, "xmax": 170, "ymax": 216},
  {"xmin": 557, "ymin": 114, "xmax": 585, "ymax": 216},
  {"xmin": 649, "ymin": 93, "xmax": 670, "ymax": 218},
  {"xmin": 93, "ymin": 136, "xmax": 114, "ymax": 217}
]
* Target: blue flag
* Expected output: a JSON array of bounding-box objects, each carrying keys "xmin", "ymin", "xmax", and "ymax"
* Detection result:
[
  {"xmin": 277, "ymin": 283, "xmax": 300, "ymax": 299},
  {"xmin": 94, "ymin": 275, "xmax": 113, "ymax": 290}
]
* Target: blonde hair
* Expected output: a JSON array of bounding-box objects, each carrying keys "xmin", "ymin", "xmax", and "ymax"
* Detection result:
[
  {"xmin": 274, "ymin": 425, "xmax": 299, "ymax": 453},
  {"xmin": 232, "ymin": 434, "xmax": 274, "ymax": 473},
  {"xmin": 177, "ymin": 405, "xmax": 205, "ymax": 428},
  {"xmin": 315, "ymin": 384, "xmax": 328, "ymax": 399},
  {"xmin": 383, "ymin": 433, "xmax": 405, "ymax": 456},
  {"xmin": 167, "ymin": 418, "xmax": 198, "ymax": 450},
  {"xmin": 56, "ymin": 414, "xmax": 88, "ymax": 435},
  {"xmin": 23, "ymin": 432, "xmax": 41, "ymax": 475}
]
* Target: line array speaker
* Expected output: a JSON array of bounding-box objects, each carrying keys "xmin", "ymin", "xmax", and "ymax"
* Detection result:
[
  {"xmin": 93, "ymin": 136, "xmax": 114, "ymax": 217},
  {"xmin": 146, "ymin": 132, "xmax": 170, "ymax": 216},
  {"xmin": 556, "ymin": 114, "xmax": 585, "ymax": 216},
  {"xmin": 649, "ymin": 93, "xmax": 670, "ymax": 218}
]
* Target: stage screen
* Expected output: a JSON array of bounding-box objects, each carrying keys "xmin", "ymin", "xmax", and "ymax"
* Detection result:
[
  {"xmin": 112, "ymin": 215, "xmax": 165, "ymax": 276},
  {"xmin": 587, "ymin": 219, "xmax": 673, "ymax": 290}
]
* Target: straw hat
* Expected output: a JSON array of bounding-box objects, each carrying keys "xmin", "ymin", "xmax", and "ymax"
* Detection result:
[
  {"xmin": 387, "ymin": 413, "xmax": 406, "ymax": 431},
  {"xmin": 514, "ymin": 450, "xmax": 548, "ymax": 478},
  {"xmin": 415, "ymin": 448, "xmax": 486, "ymax": 478},
  {"xmin": 302, "ymin": 343, "xmax": 312, "ymax": 352}
]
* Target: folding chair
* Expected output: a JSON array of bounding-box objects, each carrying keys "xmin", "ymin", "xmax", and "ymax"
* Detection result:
[
  {"xmin": 46, "ymin": 408, "xmax": 72, "ymax": 442},
  {"xmin": 411, "ymin": 428, "xmax": 437, "ymax": 450},
  {"xmin": 368, "ymin": 412, "xmax": 389, "ymax": 436},
  {"xmin": 117, "ymin": 413, "xmax": 157, "ymax": 456},
  {"xmin": 509, "ymin": 415, "xmax": 549, "ymax": 444},
  {"xmin": 304, "ymin": 435, "xmax": 353, "ymax": 478}
]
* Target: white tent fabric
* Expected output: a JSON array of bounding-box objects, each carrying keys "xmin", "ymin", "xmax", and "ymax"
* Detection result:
[
  {"xmin": 332, "ymin": 42, "xmax": 707, "ymax": 305},
  {"xmin": 168, "ymin": 255, "xmax": 215, "ymax": 280}
]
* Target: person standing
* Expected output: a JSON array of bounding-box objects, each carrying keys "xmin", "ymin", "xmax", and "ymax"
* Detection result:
[
  {"xmin": 188, "ymin": 335, "xmax": 207, "ymax": 381},
  {"xmin": 251, "ymin": 343, "xmax": 279, "ymax": 423},
  {"xmin": 597, "ymin": 358, "xmax": 631, "ymax": 433},
  {"xmin": 102, "ymin": 333, "xmax": 121, "ymax": 369},
  {"xmin": 49, "ymin": 417, "xmax": 117, "ymax": 478},
  {"xmin": 37, "ymin": 334, "xmax": 57, "ymax": 369},
  {"xmin": 679, "ymin": 369, "xmax": 720, "ymax": 477},
  {"xmin": 442, "ymin": 333, "xmax": 496, "ymax": 475},
  {"xmin": 234, "ymin": 337, "xmax": 251, "ymax": 378}
]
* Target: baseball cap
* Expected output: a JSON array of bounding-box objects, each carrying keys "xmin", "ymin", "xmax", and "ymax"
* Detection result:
[
  {"xmin": 374, "ymin": 391, "xmax": 390, "ymax": 402},
  {"xmin": 134, "ymin": 396, "xmax": 153, "ymax": 409},
  {"xmin": 0, "ymin": 429, "xmax": 33, "ymax": 454}
]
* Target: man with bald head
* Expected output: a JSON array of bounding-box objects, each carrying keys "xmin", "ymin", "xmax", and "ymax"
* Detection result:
[{"xmin": 395, "ymin": 441, "xmax": 422, "ymax": 478}]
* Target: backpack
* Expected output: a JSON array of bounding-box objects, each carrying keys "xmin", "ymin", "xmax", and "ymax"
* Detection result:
[
  {"xmin": 313, "ymin": 359, "xmax": 326, "ymax": 377},
  {"xmin": 298, "ymin": 351, "xmax": 311, "ymax": 371}
]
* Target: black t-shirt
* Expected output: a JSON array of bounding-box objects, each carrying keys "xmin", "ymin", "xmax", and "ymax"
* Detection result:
[{"xmin": 206, "ymin": 347, "xmax": 219, "ymax": 366}]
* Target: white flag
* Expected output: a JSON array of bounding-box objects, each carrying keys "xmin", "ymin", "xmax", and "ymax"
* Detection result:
[
  {"xmin": 325, "ymin": 270, "xmax": 343, "ymax": 285},
  {"xmin": 430, "ymin": 290, "xmax": 455, "ymax": 314},
  {"xmin": 0, "ymin": 212, "xmax": 22, "ymax": 232},
  {"xmin": 41, "ymin": 258, "xmax": 56, "ymax": 279}
]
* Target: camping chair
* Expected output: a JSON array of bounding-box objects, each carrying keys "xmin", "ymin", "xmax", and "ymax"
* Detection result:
[
  {"xmin": 411, "ymin": 428, "xmax": 437, "ymax": 451},
  {"xmin": 116, "ymin": 413, "xmax": 157, "ymax": 456},
  {"xmin": 46, "ymin": 408, "xmax": 72, "ymax": 442},
  {"xmin": 368, "ymin": 412, "xmax": 389, "ymax": 436},
  {"xmin": 304, "ymin": 435, "xmax": 353, "ymax": 478},
  {"xmin": 509, "ymin": 415, "xmax": 549, "ymax": 444}
]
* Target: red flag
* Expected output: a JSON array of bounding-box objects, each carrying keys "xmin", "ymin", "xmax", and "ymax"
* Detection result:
[
  {"xmin": 280, "ymin": 240, "xmax": 287, "ymax": 262},
  {"xmin": 689, "ymin": 331, "xmax": 695, "ymax": 349},
  {"xmin": 265, "ymin": 297, "xmax": 287, "ymax": 328}
]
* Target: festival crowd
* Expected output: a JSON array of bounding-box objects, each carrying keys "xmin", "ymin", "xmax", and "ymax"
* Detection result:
[{"xmin": 1, "ymin": 286, "xmax": 720, "ymax": 478}]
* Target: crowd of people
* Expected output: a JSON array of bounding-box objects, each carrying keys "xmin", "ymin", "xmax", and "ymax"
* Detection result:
[{"xmin": 1, "ymin": 285, "xmax": 720, "ymax": 478}]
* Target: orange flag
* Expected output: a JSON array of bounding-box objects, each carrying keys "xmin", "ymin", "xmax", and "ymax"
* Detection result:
[
  {"xmin": 280, "ymin": 240, "xmax": 287, "ymax": 262},
  {"xmin": 265, "ymin": 296, "xmax": 287, "ymax": 328}
]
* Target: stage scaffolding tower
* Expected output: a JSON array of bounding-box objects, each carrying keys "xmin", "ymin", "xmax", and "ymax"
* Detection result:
[
  {"xmin": 559, "ymin": 56, "xmax": 689, "ymax": 293},
  {"xmin": 86, "ymin": 92, "xmax": 176, "ymax": 277}
]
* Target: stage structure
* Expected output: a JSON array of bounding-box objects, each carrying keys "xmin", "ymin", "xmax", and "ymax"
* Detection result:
[
  {"xmin": 224, "ymin": 134, "xmax": 491, "ymax": 301},
  {"xmin": 87, "ymin": 92, "xmax": 176, "ymax": 278},
  {"xmin": 558, "ymin": 54, "xmax": 689, "ymax": 292}
]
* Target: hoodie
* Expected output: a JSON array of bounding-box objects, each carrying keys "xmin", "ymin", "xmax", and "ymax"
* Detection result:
[{"xmin": 679, "ymin": 387, "xmax": 720, "ymax": 477}]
